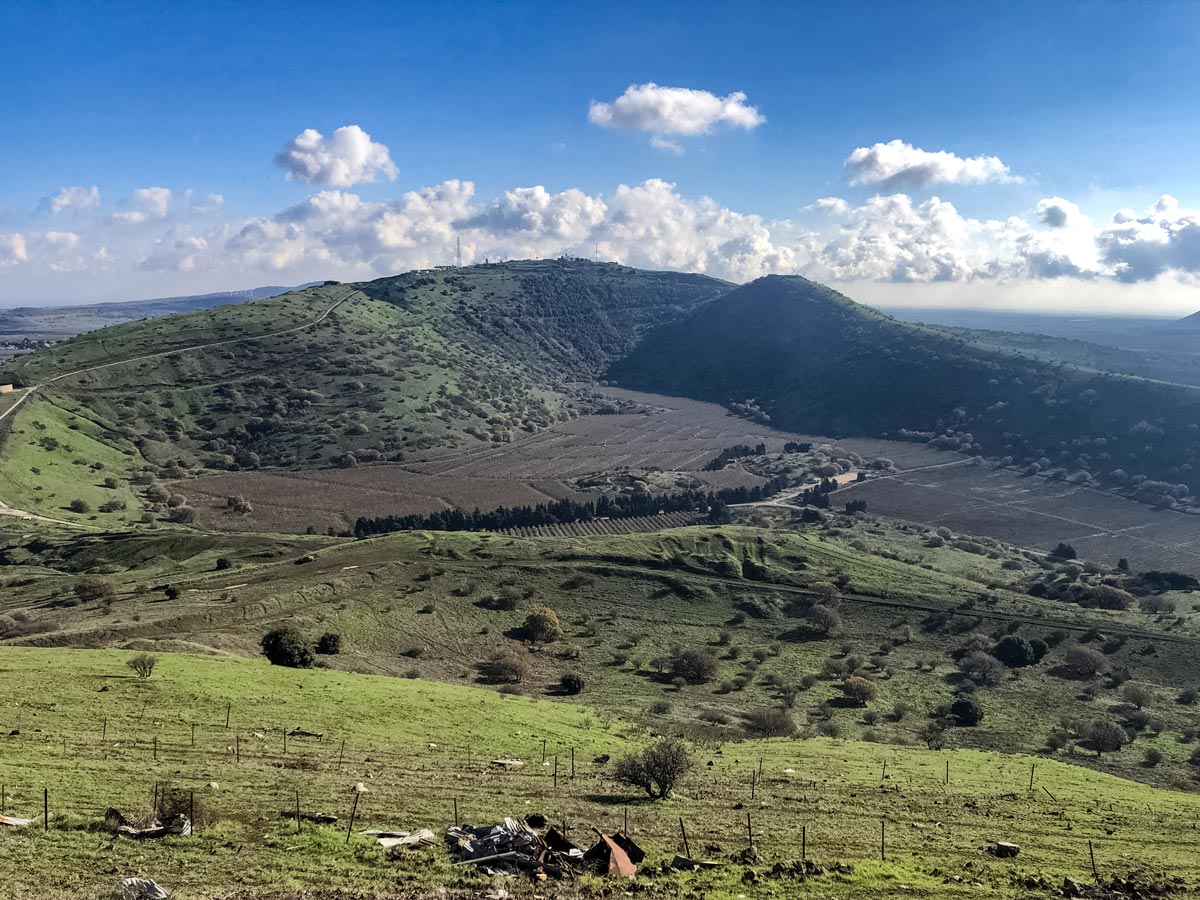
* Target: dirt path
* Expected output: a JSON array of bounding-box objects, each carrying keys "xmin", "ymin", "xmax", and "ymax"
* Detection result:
[
  {"xmin": 0, "ymin": 289, "xmax": 359, "ymax": 523},
  {"xmin": 733, "ymin": 458, "xmax": 976, "ymax": 511}
]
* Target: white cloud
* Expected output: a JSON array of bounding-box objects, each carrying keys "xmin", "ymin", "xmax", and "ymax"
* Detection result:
[
  {"xmin": 797, "ymin": 193, "xmax": 1099, "ymax": 283},
  {"xmin": 844, "ymin": 140, "xmax": 1019, "ymax": 190},
  {"xmin": 1097, "ymin": 195, "xmax": 1200, "ymax": 283},
  {"xmin": 588, "ymin": 83, "xmax": 764, "ymax": 150},
  {"xmin": 0, "ymin": 233, "xmax": 29, "ymax": 268},
  {"xmin": 140, "ymin": 236, "xmax": 210, "ymax": 272},
  {"xmin": 1036, "ymin": 196, "xmax": 1081, "ymax": 228},
  {"xmin": 274, "ymin": 125, "xmax": 399, "ymax": 187},
  {"xmin": 113, "ymin": 187, "xmax": 173, "ymax": 224},
  {"xmin": 41, "ymin": 185, "xmax": 101, "ymax": 214}
]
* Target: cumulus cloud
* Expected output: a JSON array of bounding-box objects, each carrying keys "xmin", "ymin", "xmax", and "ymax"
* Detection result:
[
  {"xmin": 1036, "ymin": 196, "xmax": 1081, "ymax": 228},
  {"xmin": 113, "ymin": 187, "xmax": 173, "ymax": 224},
  {"xmin": 0, "ymin": 233, "xmax": 29, "ymax": 268},
  {"xmin": 41, "ymin": 185, "xmax": 101, "ymax": 214},
  {"xmin": 588, "ymin": 83, "xmax": 764, "ymax": 149},
  {"xmin": 1097, "ymin": 195, "xmax": 1200, "ymax": 283},
  {"xmin": 797, "ymin": 193, "xmax": 1098, "ymax": 283},
  {"xmin": 844, "ymin": 140, "xmax": 1019, "ymax": 190},
  {"xmin": 274, "ymin": 125, "xmax": 399, "ymax": 187}
]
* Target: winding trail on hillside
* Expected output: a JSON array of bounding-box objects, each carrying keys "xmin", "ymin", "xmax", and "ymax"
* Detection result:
[{"xmin": 0, "ymin": 289, "xmax": 359, "ymax": 525}]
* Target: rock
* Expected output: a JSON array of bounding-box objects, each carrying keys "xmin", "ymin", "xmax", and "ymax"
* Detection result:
[
  {"xmin": 1062, "ymin": 876, "xmax": 1088, "ymax": 897},
  {"xmin": 993, "ymin": 841, "xmax": 1020, "ymax": 858}
]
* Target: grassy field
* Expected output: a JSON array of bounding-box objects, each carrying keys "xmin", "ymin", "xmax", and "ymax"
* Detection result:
[
  {"xmin": 4, "ymin": 519, "xmax": 1200, "ymax": 793},
  {"xmin": 1, "ymin": 647, "xmax": 1197, "ymax": 899}
]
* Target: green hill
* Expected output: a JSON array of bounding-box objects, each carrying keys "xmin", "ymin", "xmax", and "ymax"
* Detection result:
[
  {"xmin": 0, "ymin": 260, "xmax": 728, "ymax": 523},
  {"xmin": 609, "ymin": 275, "xmax": 1200, "ymax": 505}
]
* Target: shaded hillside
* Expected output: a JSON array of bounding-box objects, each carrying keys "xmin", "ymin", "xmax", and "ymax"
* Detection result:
[
  {"xmin": 609, "ymin": 275, "xmax": 1200, "ymax": 506},
  {"xmin": 0, "ymin": 261, "xmax": 728, "ymax": 523}
]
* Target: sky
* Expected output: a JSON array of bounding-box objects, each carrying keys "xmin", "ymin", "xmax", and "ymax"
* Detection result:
[{"xmin": 3, "ymin": 0, "xmax": 1200, "ymax": 313}]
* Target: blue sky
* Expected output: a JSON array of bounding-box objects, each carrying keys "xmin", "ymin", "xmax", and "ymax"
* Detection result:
[{"xmin": 4, "ymin": 0, "xmax": 1200, "ymax": 311}]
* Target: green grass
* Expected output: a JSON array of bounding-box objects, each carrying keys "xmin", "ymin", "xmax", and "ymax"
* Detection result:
[{"xmin": 0, "ymin": 646, "xmax": 1197, "ymax": 899}]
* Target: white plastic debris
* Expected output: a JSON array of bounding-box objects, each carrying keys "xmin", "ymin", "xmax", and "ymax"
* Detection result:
[{"xmin": 120, "ymin": 878, "xmax": 170, "ymax": 900}]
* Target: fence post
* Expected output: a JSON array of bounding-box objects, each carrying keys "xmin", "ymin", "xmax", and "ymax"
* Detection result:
[
  {"xmin": 345, "ymin": 793, "xmax": 360, "ymax": 844},
  {"xmin": 191, "ymin": 723, "xmax": 196, "ymax": 747},
  {"xmin": 190, "ymin": 790, "xmax": 195, "ymax": 837},
  {"xmin": 553, "ymin": 755, "xmax": 558, "ymax": 789},
  {"xmin": 802, "ymin": 824, "xmax": 806, "ymax": 862},
  {"xmin": 102, "ymin": 717, "xmax": 107, "ymax": 743},
  {"xmin": 337, "ymin": 739, "xmax": 345, "ymax": 771},
  {"xmin": 43, "ymin": 787, "xmax": 48, "ymax": 832},
  {"xmin": 1029, "ymin": 763, "xmax": 1035, "ymax": 792},
  {"xmin": 225, "ymin": 702, "xmax": 231, "ymax": 730},
  {"xmin": 746, "ymin": 811, "xmax": 753, "ymax": 849},
  {"xmin": 880, "ymin": 818, "xmax": 886, "ymax": 861},
  {"xmin": 1089, "ymin": 840, "xmax": 1097, "ymax": 877},
  {"xmin": 678, "ymin": 816, "xmax": 691, "ymax": 860},
  {"xmin": 295, "ymin": 788, "xmax": 301, "ymax": 834}
]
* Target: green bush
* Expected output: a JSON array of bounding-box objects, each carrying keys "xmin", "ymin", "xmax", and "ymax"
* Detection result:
[{"xmin": 261, "ymin": 627, "xmax": 314, "ymax": 669}]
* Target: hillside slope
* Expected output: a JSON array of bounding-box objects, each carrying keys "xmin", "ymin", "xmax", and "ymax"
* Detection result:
[
  {"xmin": 0, "ymin": 261, "xmax": 728, "ymax": 524},
  {"xmin": 609, "ymin": 275, "xmax": 1200, "ymax": 505}
]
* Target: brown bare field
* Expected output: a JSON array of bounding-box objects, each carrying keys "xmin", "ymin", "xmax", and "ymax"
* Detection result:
[{"xmin": 842, "ymin": 462, "xmax": 1200, "ymax": 575}]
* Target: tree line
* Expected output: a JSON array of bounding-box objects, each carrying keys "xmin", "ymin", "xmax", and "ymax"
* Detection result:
[{"xmin": 353, "ymin": 472, "xmax": 840, "ymax": 539}]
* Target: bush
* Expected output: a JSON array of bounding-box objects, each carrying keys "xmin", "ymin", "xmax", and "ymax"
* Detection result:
[
  {"xmin": 559, "ymin": 672, "xmax": 585, "ymax": 695},
  {"xmin": 74, "ymin": 576, "xmax": 116, "ymax": 603},
  {"xmin": 315, "ymin": 633, "xmax": 342, "ymax": 655},
  {"xmin": 1178, "ymin": 688, "xmax": 1199, "ymax": 706},
  {"xmin": 992, "ymin": 635, "xmax": 1037, "ymax": 668},
  {"xmin": 1064, "ymin": 646, "xmax": 1107, "ymax": 679},
  {"xmin": 1143, "ymin": 747, "xmax": 1163, "ymax": 767},
  {"xmin": 613, "ymin": 738, "xmax": 692, "ymax": 799},
  {"xmin": 127, "ymin": 653, "xmax": 158, "ymax": 678},
  {"xmin": 841, "ymin": 675, "xmax": 878, "ymax": 707},
  {"xmin": 744, "ymin": 707, "xmax": 797, "ymax": 737},
  {"xmin": 918, "ymin": 719, "xmax": 947, "ymax": 750},
  {"xmin": 522, "ymin": 606, "xmax": 564, "ymax": 643},
  {"xmin": 670, "ymin": 648, "xmax": 719, "ymax": 684},
  {"xmin": 1122, "ymin": 683, "xmax": 1153, "ymax": 709},
  {"xmin": 69, "ymin": 499, "xmax": 91, "ymax": 513},
  {"xmin": 478, "ymin": 648, "xmax": 531, "ymax": 683},
  {"xmin": 649, "ymin": 700, "xmax": 672, "ymax": 716},
  {"xmin": 1080, "ymin": 719, "xmax": 1128, "ymax": 756},
  {"xmin": 950, "ymin": 696, "xmax": 983, "ymax": 726},
  {"xmin": 260, "ymin": 627, "xmax": 314, "ymax": 668},
  {"xmin": 808, "ymin": 604, "xmax": 842, "ymax": 634},
  {"xmin": 957, "ymin": 651, "xmax": 1005, "ymax": 686}
]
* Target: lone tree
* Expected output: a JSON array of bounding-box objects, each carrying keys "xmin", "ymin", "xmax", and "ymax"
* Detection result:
[
  {"xmin": 808, "ymin": 604, "xmax": 842, "ymax": 635},
  {"xmin": 1064, "ymin": 645, "xmax": 1107, "ymax": 679},
  {"xmin": 993, "ymin": 635, "xmax": 1039, "ymax": 668},
  {"xmin": 1081, "ymin": 719, "xmax": 1128, "ymax": 757},
  {"xmin": 127, "ymin": 653, "xmax": 158, "ymax": 678},
  {"xmin": 670, "ymin": 647, "xmax": 719, "ymax": 684},
  {"xmin": 522, "ymin": 606, "xmax": 564, "ymax": 643},
  {"xmin": 841, "ymin": 675, "xmax": 878, "ymax": 707},
  {"xmin": 261, "ymin": 627, "xmax": 314, "ymax": 669},
  {"xmin": 613, "ymin": 738, "xmax": 692, "ymax": 799},
  {"xmin": 315, "ymin": 632, "xmax": 342, "ymax": 655},
  {"xmin": 950, "ymin": 696, "xmax": 984, "ymax": 726},
  {"xmin": 74, "ymin": 575, "xmax": 116, "ymax": 603},
  {"xmin": 1050, "ymin": 542, "xmax": 1078, "ymax": 560}
]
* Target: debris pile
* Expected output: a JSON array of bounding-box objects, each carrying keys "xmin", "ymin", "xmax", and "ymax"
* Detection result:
[
  {"xmin": 1059, "ymin": 875, "xmax": 1184, "ymax": 899},
  {"xmin": 445, "ymin": 817, "xmax": 642, "ymax": 880},
  {"xmin": 119, "ymin": 878, "xmax": 170, "ymax": 900},
  {"xmin": 0, "ymin": 814, "xmax": 32, "ymax": 828},
  {"xmin": 105, "ymin": 808, "xmax": 192, "ymax": 840},
  {"xmin": 363, "ymin": 827, "xmax": 437, "ymax": 849}
]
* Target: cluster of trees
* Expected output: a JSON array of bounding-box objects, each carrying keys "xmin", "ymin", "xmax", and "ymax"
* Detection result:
[
  {"xmin": 702, "ymin": 443, "xmax": 766, "ymax": 471},
  {"xmin": 353, "ymin": 473, "xmax": 807, "ymax": 539},
  {"xmin": 260, "ymin": 627, "xmax": 342, "ymax": 668}
]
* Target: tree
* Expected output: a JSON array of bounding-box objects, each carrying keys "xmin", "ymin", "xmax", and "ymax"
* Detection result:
[
  {"xmin": 808, "ymin": 604, "xmax": 842, "ymax": 635},
  {"xmin": 950, "ymin": 696, "xmax": 984, "ymax": 726},
  {"xmin": 744, "ymin": 706, "xmax": 797, "ymax": 737},
  {"xmin": 1050, "ymin": 542, "xmax": 1078, "ymax": 560},
  {"xmin": 670, "ymin": 647, "xmax": 719, "ymax": 684},
  {"xmin": 992, "ymin": 635, "xmax": 1037, "ymax": 668},
  {"xmin": 315, "ymin": 632, "xmax": 342, "ymax": 655},
  {"xmin": 260, "ymin": 627, "xmax": 314, "ymax": 669},
  {"xmin": 74, "ymin": 576, "xmax": 115, "ymax": 603},
  {"xmin": 1122, "ymin": 683, "xmax": 1153, "ymax": 709},
  {"xmin": 612, "ymin": 738, "xmax": 692, "ymax": 799},
  {"xmin": 841, "ymin": 675, "xmax": 878, "ymax": 707},
  {"xmin": 478, "ymin": 648, "xmax": 530, "ymax": 683},
  {"xmin": 1064, "ymin": 646, "xmax": 1107, "ymax": 679},
  {"xmin": 522, "ymin": 606, "xmax": 564, "ymax": 643},
  {"xmin": 1081, "ymin": 719, "xmax": 1127, "ymax": 757},
  {"xmin": 918, "ymin": 718, "xmax": 947, "ymax": 750},
  {"xmin": 69, "ymin": 499, "xmax": 91, "ymax": 514},
  {"xmin": 127, "ymin": 653, "xmax": 158, "ymax": 678},
  {"xmin": 559, "ymin": 672, "xmax": 585, "ymax": 695},
  {"xmin": 957, "ymin": 651, "xmax": 1005, "ymax": 686}
]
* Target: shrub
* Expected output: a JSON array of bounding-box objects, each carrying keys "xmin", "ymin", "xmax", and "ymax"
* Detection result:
[
  {"xmin": 1122, "ymin": 683, "xmax": 1153, "ymax": 709},
  {"xmin": 950, "ymin": 696, "xmax": 984, "ymax": 726},
  {"xmin": 841, "ymin": 675, "xmax": 878, "ymax": 706},
  {"xmin": 918, "ymin": 719, "xmax": 947, "ymax": 750},
  {"xmin": 992, "ymin": 635, "xmax": 1037, "ymax": 668},
  {"xmin": 1064, "ymin": 646, "xmax": 1107, "ymax": 679},
  {"xmin": 1143, "ymin": 747, "xmax": 1163, "ymax": 767},
  {"xmin": 68, "ymin": 499, "xmax": 91, "ymax": 513},
  {"xmin": 74, "ymin": 576, "xmax": 116, "ymax": 603},
  {"xmin": 260, "ymin": 627, "xmax": 314, "ymax": 668},
  {"xmin": 522, "ymin": 606, "xmax": 564, "ymax": 643},
  {"xmin": 744, "ymin": 707, "xmax": 797, "ymax": 737},
  {"xmin": 612, "ymin": 738, "xmax": 692, "ymax": 799},
  {"xmin": 808, "ymin": 604, "xmax": 842, "ymax": 634},
  {"xmin": 957, "ymin": 651, "xmax": 1005, "ymax": 686},
  {"xmin": 649, "ymin": 700, "xmax": 672, "ymax": 716},
  {"xmin": 670, "ymin": 648, "xmax": 719, "ymax": 684},
  {"xmin": 1080, "ymin": 719, "xmax": 1128, "ymax": 756},
  {"xmin": 315, "ymin": 633, "xmax": 342, "ymax": 655},
  {"xmin": 559, "ymin": 672, "xmax": 585, "ymax": 695},
  {"xmin": 127, "ymin": 653, "xmax": 158, "ymax": 678},
  {"xmin": 1178, "ymin": 688, "xmax": 1199, "ymax": 706},
  {"xmin": 478, "ymin": 648, "xmax": 530, "ymax": 683}
]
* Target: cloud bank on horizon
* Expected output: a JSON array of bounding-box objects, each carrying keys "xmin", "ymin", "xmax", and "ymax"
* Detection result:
[{"xmin": 5, "ymin": 90, "xmax": 1200, "ymax": 311}]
